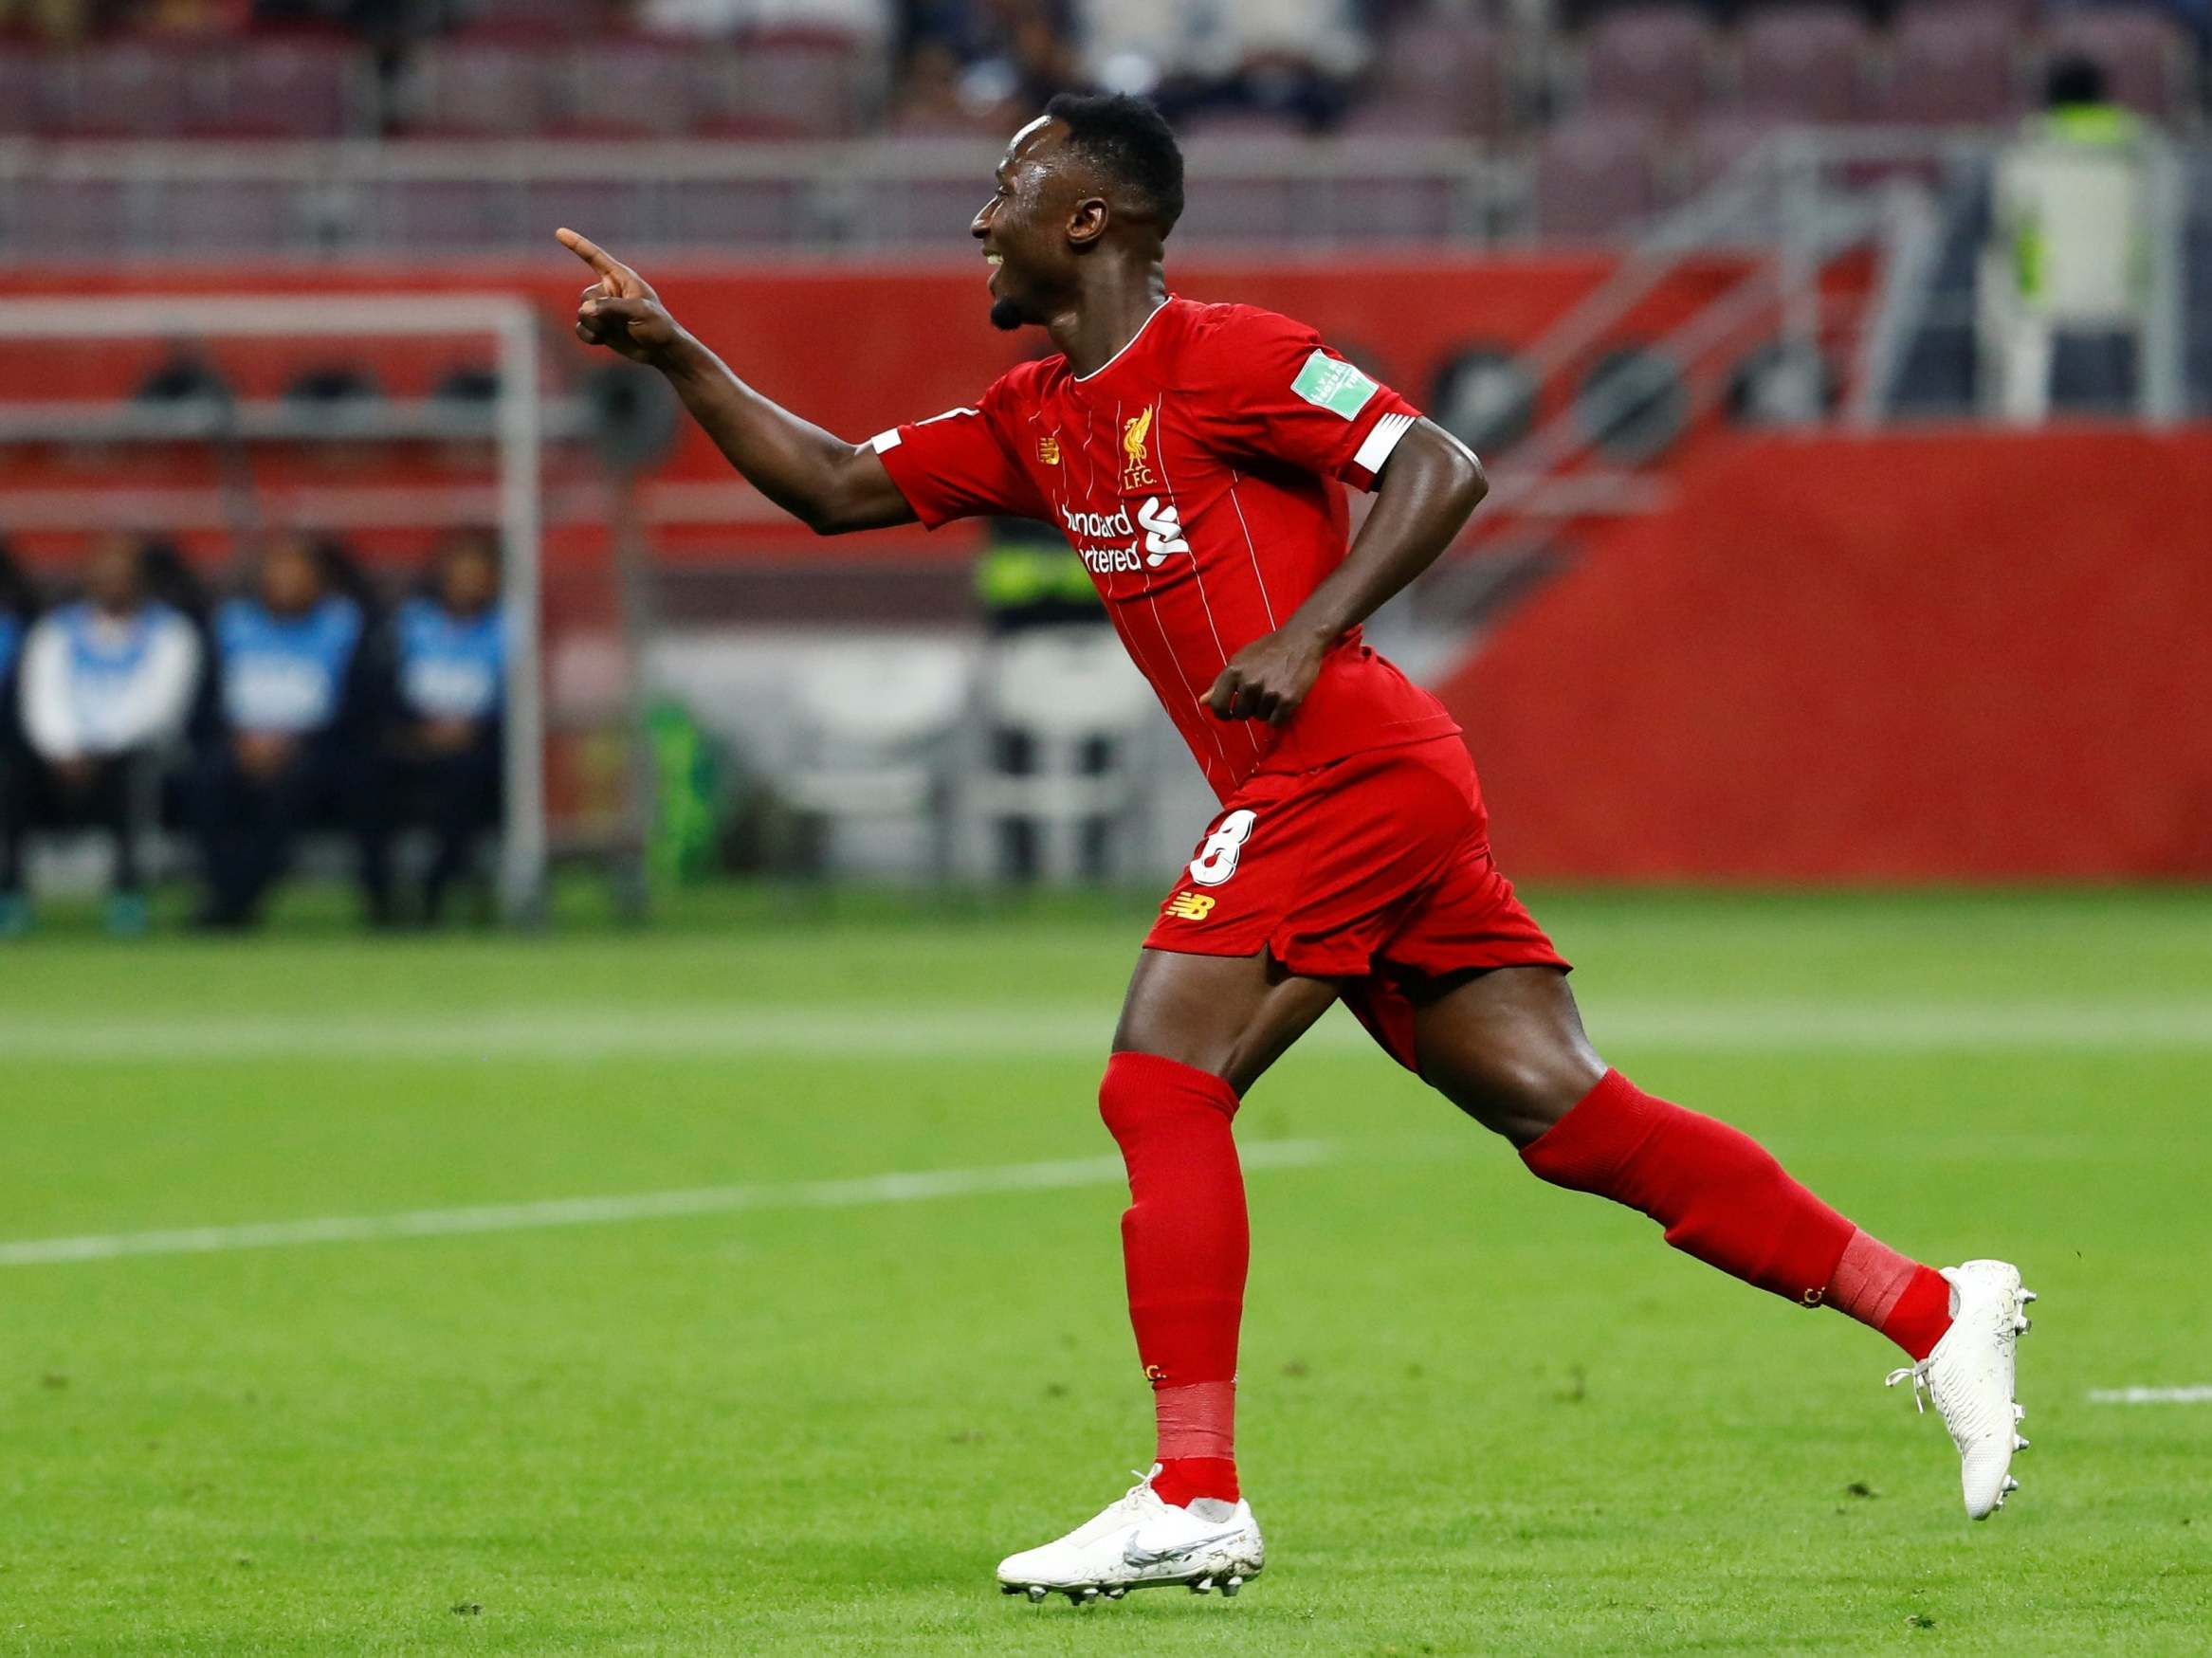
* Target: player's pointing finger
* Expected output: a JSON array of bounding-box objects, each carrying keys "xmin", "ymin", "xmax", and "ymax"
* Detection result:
[{"xmin": 556, "ymin": 227, "xmax": 622, "ymax": 277}]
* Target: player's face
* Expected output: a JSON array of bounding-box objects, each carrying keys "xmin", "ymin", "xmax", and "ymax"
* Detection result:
[
  {"xmin": 85, "ymin": 538, "xmax": 142, "ymax": 612},
  {"xmin": 972, "ymin": 118, "xmax": 1085, "ymax": 331},
  {"xmin": 440, "ymin": 544, "xmax": 499, "ymax": 615},
  {"xmin": 260, "ymin": 542, "xmax": 322, "ymax": 615}
]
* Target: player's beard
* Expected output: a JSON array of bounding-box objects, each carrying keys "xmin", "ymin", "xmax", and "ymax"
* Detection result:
[{"xmin": 988, "ymin": 297, "xmax": 1024, "ymax": 332}]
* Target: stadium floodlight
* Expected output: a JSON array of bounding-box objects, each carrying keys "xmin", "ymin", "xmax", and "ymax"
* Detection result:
[{"xmin": 0, "ymin": 295, "xmax": 549, "ymax": 921}]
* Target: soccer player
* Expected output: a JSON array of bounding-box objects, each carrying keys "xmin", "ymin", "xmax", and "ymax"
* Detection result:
[{"xmin": 559, "ymin": 93, "xmax": 2034, "ymax": 1602}]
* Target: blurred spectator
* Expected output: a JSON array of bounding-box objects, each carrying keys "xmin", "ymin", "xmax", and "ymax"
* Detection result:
[
  {"xmin": 0, "ymin": 0, "xmax": 100, "ymax": 42},
  {"xmin": 193, "ymin": 534, "xmax": 391, "ymax": 929},
  {"xmin": 632, "ymin": 0, "xmax": 889, "ymax": 37},
  {"xmin": 131, "ymin": 0, "xmax": 253, "ymax": 32},
  {"xmin": 1981, "ymin": 55, "xmax": 2152, "ymax": 423},
  {"xmin": 905, "ymin": 0, "xmax": 1084, "ymax": 118},
  {"xmin": 381, "ymin": 529, "xmax": 505, "ymax": 923},
  {"xmin": 0, "ymin": 544, "xmax": 36, "ymax": 938},
  {"xmin": 1076, "ymin": 0, "xmax": 1367, "ymax": 128},
  {"xmin": 4, "ymin": 537, "xmax": 202, "ymax": 938}
]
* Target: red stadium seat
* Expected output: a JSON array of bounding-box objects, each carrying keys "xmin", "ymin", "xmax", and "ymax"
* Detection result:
[
  {"xmin": 183, "ymin": 40, "xmax": 369, "ymax": 139},
  {"xmin": 402, "ymin": 41, "xmax": 563, "ymax": 137},
  {"xmin": 1536, "ymin": 115, "xmax": 1659, "ymax": 239},
  {"xmin": 1736, "ymin": 5, "xmax": 1873, "ymax": 124},
  {"xmin": 697, "ymin": 27, "xmax": 881, "ymax": 139},
  {"xmin": 1338, "ymin": 15, "xmax": 1509, "ymax": 139},
  {"xmin": 1874, "ymin": 7, "xmax": 2023, "ymax": 127},
  {"xmin": 565, "ymin": 39, "xmax": 710, "ymax": 137},
  {"xmin": 1582, "ymin": 5, "xmax": 1716, "ymax": 122},
  {"xmin": 60, "ymin": 43, "xmax": 192, "ymax": 138},
  {"xmin": 0, "ymin": 51, "xmax": 69, "ymax": 137}
]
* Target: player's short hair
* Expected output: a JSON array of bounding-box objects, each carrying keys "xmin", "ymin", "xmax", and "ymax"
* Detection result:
[{"xmin": 1043, "ymin": 92, "xmax": 1185, "ymax": 238}]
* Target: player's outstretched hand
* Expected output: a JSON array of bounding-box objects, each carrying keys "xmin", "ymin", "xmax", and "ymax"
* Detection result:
[
  {"xmin": 1203, "ymin": 627, "xmax": 1325, "ymax": 726},
  {"xmin": 558, "ymin": 228, "xmax": 685, "ymax": 368}
]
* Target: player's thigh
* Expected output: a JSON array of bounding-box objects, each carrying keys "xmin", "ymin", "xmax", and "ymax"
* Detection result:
[
  {"xmin": 1113, "ymin": 946, "xmax": 1340, "ymax": 1096},
  {"xmin": 1407, "ymin": 964, "xmax": 1606, "ymax": 1147}
]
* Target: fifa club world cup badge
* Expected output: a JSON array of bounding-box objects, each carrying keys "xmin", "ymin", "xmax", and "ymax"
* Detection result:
[{"xmin": 1120, "ymin": 407, "xmax": 1157, "ymax": 491}]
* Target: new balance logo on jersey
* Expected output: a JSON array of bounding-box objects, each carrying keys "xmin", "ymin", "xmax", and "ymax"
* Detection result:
[{"xmin": 1138, "ymin": 498, "xmax": 1188, "ymax": 566}]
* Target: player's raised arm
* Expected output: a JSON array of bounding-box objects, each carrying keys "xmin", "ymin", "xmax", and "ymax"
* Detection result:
[
  {"xmin": 557, "ymin": 228, "xmax": 915, "ymax": 536},
  {"xmin": 1203, "ymin": 418, "xmax": 1486, "ymax": 724}
]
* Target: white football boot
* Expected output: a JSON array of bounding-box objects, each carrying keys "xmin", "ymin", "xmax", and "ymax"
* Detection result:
[
  {"xmin": 1886, "ymin": 1259, "xmax": 2037, "ymax": 1520},
  {"xmin": 996, "ymin": 1467, "xmax": 1264, "ymax": 1604}
]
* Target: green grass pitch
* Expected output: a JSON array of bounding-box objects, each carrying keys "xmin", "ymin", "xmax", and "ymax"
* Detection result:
[{"xmin": 3, "ymin": 888, "xmax": 2209, "ymax": 1655}]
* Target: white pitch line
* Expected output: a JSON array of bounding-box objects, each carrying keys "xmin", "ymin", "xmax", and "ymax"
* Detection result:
[
  {"xmin": 2086, "ymin": 1386, "xmax": 2212, "ymax": 1405},
  {"xmin": 0, "ymin": 1139, "xmax": 1333, "ymax": 1268},
  {"xmin": 3, "ymin": 1000, "xmax": 2211, "ymax": 1063}
]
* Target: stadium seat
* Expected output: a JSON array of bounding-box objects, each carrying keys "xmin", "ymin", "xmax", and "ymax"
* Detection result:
[
  {"xmin": 700, "ymin": 28, "xmax": 882, "ymax": 138},
  {"xmin": 1336, "ymin": 16, "xmax": 1509, "ymax": 139},
  {"xmin": 60, "ymin": 44, "xmax": 192, "ymax": 139},
  {"xmin": 0, "ymin": 51, "xmax": 68, "ymax": 138},
  {"xmin": 1173, "ymin": 109, "xmax": 1313, "ymax": 142},
  {"xmin": 564, "ymin": 39, "xmax": 709, "ymax": 137},
  {"xmin": 1581, "ymin": 5, "xmax": 1716, "ymax": 122},
  {"xmin": 463, "ymin": 0, "xmax": 602, "ymax": 36},
  {"xmin": 1874, "ymin": 8, "xmax": 2023, "ymax": 127},
  {"xmin": 184, "ymin": 41, "xmax": 369, "ymax": 140},
  {"xmin": 2046, "ymin": 7, "xmax": 2193, "ymax": 121},
  {"xmin": 1735, "ymin": 5, "xmax": 1872, "ymax": 124},
  {"xmin": 1536, "ymin": 116, "xmax": 1659, "ymax": 239},
  {"xmin": 665, "ymin": 177, "xmax": 817, "ymax": 246},
  {"xmin": 402, "ymin": 42, "xmax": 562, "ymax": 137},
  {"xmin": 1169, "ymin": 170, "xmax": 1303, "ymax": 241},
  {"xmin": 148, "ymin": 181, "xmax": 298, "ymax": 254}
]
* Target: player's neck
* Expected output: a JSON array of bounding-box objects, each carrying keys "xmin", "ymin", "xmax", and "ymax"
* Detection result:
[{"xmin": 1051, "ymin": 265, "xmax": 1169, "ymax": 378}]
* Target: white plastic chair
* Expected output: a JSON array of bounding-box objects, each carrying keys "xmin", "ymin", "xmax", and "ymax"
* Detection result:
[
  {"xmin": 781, "ymin": 641, "xmax": 970, "ymax": 876},
  {"xmin": 963, "ymin": 625, "xmax": 1156, "ymax": 882}
]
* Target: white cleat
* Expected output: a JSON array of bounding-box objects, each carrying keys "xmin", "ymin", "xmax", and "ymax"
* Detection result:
[
  {"xmin": 1887, "ymin": 1260, "xmax": 2036, "ymax": 1521},
  {"xmin": 996, "ymin": 1467, "xmax": 1264, "ymax": 1602}
]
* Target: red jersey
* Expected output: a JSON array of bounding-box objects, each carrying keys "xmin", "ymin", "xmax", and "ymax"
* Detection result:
[{"xmin": 870, "ymin": 297, "xmax": 1461, "ymax": 800}]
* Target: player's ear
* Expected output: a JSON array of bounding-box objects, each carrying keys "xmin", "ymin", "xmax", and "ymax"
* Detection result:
[{"xmin": 1066, "ymin": 196, "xmax": 1108, "ymax": 248}]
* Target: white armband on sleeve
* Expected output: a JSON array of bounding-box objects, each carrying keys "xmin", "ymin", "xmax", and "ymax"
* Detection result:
[{"xmin": 1353, "ymin": 410, "xmax": 1417, "ymax": 475}]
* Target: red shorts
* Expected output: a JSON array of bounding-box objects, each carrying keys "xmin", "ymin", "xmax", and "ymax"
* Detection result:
[{"xmin": 1142, "ymin": 735, "xmax": 1569, "ymax": 1072}]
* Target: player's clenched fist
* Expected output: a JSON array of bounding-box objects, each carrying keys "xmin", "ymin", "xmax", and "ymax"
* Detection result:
[
  {"xmin": 558, "ymin": 228, "xmax": 685, "ymax": 368},
  {"xmin": 1202, "ymin": 627, "xmax": 1325, "ymax": 726}
]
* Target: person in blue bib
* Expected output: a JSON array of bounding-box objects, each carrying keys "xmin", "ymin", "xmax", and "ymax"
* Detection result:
[
  {"xmin": 5, "ymin": 537, "xmax": 202, "ymax": 937},
  {"xmin": 0, "ymin": 541, "xmax": 41, "ymax": 936},
  {"xmin": 192, "ymin": 535, "xmax": 392, "ymax": 929},
  {"xmin": 382, "ymin": 529, "xmax": 507, "ymax": 923}
]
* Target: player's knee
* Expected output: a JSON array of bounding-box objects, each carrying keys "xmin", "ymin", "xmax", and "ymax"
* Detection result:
[
  {"xmin": 1450, "ymin": 1048, "xmax": 1605, "ymax": 1145},
  {"xmin": 1099, "ymin": 1050, "xmax": 1238, "ymax": 1147}
]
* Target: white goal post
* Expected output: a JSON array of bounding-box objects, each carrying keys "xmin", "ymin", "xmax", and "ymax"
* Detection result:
[{"xmin": 0, "ymin": 295, "xmax": 548, "ymax": 920}]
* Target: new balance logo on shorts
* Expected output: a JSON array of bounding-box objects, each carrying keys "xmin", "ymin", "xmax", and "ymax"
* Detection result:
[{"xmin": 1164, "ymin": 891, "xmax": 1216, "ymax": 920}]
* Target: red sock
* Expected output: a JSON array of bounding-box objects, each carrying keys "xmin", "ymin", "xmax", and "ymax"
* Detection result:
[
  {"xmin": 1099, "ymin": 1051, "xmax": 1245, "ymax": 1506},
  {"xmin": 1520, "ymin": 1069, "xmax": 1857, "ymax": 1305},
  {"xmin": 1826, "ymin": 1230, "xmax": 1954, "ymax": 1360}
]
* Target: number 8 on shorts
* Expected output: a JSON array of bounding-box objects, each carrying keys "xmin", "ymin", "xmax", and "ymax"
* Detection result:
[{"xmin": 1188, "ymin": 810, "xmax": 1257, "ymax": 887}]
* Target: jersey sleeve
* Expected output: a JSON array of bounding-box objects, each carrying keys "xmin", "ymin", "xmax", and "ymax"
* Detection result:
[
  {"xmin": 867, "ymin": 370, "xmax": 1049, "ymax": 528},
  {"xmin": 1195, "ymin": 308, "xmax": 1425, "ymax": 491}
]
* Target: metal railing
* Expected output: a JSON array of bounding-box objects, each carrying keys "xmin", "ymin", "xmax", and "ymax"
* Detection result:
[
  {"xmin": 1406, "ymin": 125, "xmax": 2203, "ymax": 634},
  {"xmin": 0, "ymin": 136, "xmax": 1530, "ymax": 258}
]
